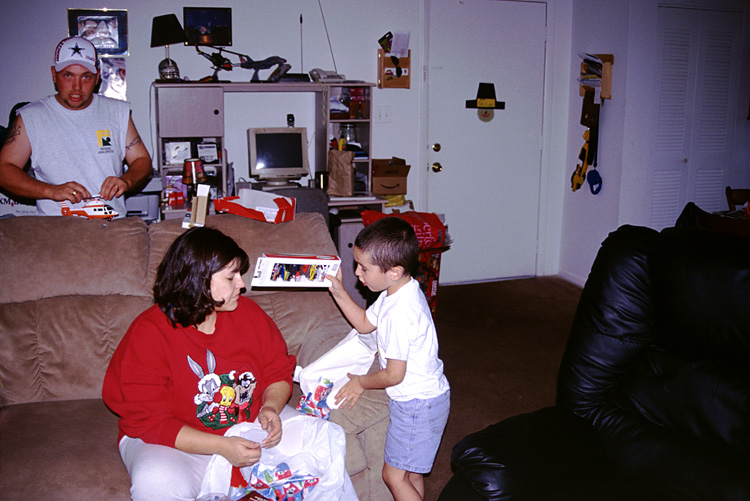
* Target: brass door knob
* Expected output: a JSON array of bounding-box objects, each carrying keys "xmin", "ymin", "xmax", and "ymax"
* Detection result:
[{"xmin": 432, "ymin": 162, "xmax": 443, "ymax": 173}]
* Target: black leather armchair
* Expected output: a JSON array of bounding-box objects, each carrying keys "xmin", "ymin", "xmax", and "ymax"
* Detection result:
[{"xmin": 439, "ymin": 225, "xmax": 750, "ymax": 501}]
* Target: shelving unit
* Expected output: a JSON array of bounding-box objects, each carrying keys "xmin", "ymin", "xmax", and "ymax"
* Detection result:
[
  {"xmin": 578, "ymin": 54, "xmax": 614, "ymax": 100},
  {"xmin": 325, "ymin": 82, "xmax": 375, "ymax": 196},
  {"xmin": 153, "ymin": 81, "xmax": 383, "ymax": 215}
]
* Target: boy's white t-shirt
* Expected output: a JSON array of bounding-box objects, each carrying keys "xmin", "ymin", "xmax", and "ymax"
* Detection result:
[{"xmin": 365, "ymin": 277, "xmax": 450, "ymax": 401}]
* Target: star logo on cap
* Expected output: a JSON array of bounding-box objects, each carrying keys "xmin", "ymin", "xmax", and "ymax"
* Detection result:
[{"xmin": 69, "ymin": 43, "xmax": 84, "ymax": 57}]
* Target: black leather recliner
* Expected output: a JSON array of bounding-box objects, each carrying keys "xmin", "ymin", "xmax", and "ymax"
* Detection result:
[{"xmin": 439, "ymin": 225, "xmax": 750, "ymax": 500}]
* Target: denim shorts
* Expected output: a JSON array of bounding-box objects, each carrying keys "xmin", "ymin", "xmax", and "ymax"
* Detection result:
[{"xmin": 384, "ymin": 390, "xmax": 450, "ymax": 474}]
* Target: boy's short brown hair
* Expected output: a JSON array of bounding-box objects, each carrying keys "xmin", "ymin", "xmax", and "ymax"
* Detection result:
[{"xmin": 355, "ymin": 216, "xmax": 419, "ymax": 274}]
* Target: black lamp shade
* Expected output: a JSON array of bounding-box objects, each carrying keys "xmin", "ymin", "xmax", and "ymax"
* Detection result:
[{"xmin": 151, "ymin": 14, "xmax": 187, "ymax": 48}]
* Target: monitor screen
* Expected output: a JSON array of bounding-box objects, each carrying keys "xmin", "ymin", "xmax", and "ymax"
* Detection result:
[{"xmin": 248, "ymin": 127, "xmax": 309, "ymax": 188}]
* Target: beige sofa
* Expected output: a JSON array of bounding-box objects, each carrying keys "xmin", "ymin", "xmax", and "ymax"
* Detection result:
[{"xmin": 0, "ymin": 212, "xmax": 391, "ymax": 501}]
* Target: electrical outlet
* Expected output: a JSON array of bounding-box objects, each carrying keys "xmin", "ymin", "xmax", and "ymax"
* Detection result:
[{"xmin": 375, "ymin": 106, "xmax": 391, "ymax": 123}]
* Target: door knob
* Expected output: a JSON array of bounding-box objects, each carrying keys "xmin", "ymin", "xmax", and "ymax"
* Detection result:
[
  {"xmin": 432, "ymin": 162, "xmax": 443, "ymax": 173},
  {"xmin": 432, "ymin": 143, "xmax": 441, "ymax": 152}
]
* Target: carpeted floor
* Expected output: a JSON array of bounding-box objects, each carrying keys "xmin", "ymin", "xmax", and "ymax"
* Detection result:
[{"xmin": 422, "ymin": 276, "xmax": 583, "ymax": 501}]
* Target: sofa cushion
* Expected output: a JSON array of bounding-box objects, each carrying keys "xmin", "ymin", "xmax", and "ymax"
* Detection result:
[
  {"xmin": 251, "ymin": 291, "xmax": 349, "ymax": 359},
  {"xmin": 0, "ymin": 399, "xmax": 130, "ymax": 501},
  {"xmin": 0, "ymin": 216, "xmax": 151, "ymax": 304},
  {"xmin": 0, "ymin": 295, "xmax": 152, "ymax": 405}
]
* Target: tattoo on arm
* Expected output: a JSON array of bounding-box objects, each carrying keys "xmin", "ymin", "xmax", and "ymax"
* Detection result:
[
  {"xmin": 2, "ymin": 124, "xmax": 21, "ymax": 146},
  {"xmin": 125, "ymin": 135, "xmax": 143, "ymax": 151}
]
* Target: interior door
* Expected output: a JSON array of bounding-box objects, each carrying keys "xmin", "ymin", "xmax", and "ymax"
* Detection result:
[{"xmin": 426, "ymin": 0, "xmax": 547, "ymax": 283}]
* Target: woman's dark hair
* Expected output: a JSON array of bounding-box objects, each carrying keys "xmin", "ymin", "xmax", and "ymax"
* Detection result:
[
  {"xmin": 153, "ymin": 227, "xmax": 249, "ymax": 327},
  {"xmin": 355, "ymin": 216, "xmax": 419, "ymax": 275}
]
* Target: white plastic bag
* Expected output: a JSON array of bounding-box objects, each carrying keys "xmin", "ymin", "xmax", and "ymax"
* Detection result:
[
  {"xmin": 199, "ymin": 406, "xmax": 358, "ymax": 500},
  {"xmin": 295, "ymin": 329, "xmax": 377, "ymax": 414}
]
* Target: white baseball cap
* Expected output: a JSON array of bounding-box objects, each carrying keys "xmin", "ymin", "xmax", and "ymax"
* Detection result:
[{"xmin": 54, "ymin": 36, "xmax": 98, "ymax": 73}]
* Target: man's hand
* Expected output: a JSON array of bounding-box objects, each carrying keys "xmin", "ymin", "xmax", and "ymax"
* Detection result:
[
  {"xmin": 48, "ymin": 181, "xmax": 91, "ymax": 203},
  {"xmin": 219, "ymin": 436, "xmax": 262, "ymax": 468},
  {"xmin": 257, "ymin": 406, "xmax": 283, "ymax": 448},
  {"xmin": 99, "ymin": 176, "xmax": 128, "ymax": 200},
  {"xmin": 334, "ymin": 373, "xmax": 365, "ymax": 409}
]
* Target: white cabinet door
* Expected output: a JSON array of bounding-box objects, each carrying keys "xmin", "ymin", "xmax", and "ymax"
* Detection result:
[
  {"xmin": 650, "ymin": 7, "xmax": 743, "ymax": 228},
  {"xmin": 156, "ymin": 85, "xmax": 224, "ymax": 138},
  {"xmin": 425, "ymin": 0, "xmax": 547, "ymax": 283}
]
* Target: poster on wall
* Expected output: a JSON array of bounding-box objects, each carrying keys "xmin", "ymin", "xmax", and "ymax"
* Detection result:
[
  {"xmin": 68, "ymin": 9, "xmax": 128, "ymax": 56},
  {"xmin": 99, "ymin": 57, "xmax": 127, "ymax": 101}
]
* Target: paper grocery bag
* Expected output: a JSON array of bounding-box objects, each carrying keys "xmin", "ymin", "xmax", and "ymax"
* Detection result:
[{"xmin": 327, "ymin": 150, "xmax": 355, "ymax": 197}]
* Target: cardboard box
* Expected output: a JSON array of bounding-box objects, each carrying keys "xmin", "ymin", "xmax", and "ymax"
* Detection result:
[
  {"xmin": 214, "ymin": 188, "xmax": 295, "ymax": 223},
  {"xmin": 0, "ymin": 193, "xmax": 36, "ymax": 217},
  {"xmin": 182, "ymin": 184, "xmax": 211, "ymax": 228},
  {"xmin": 415, "ymin": 247, "xmax": 449, "ymax": 317},
  {"xmin": 372, "ymin": 157, "xmax": 410, "ymax": 195},
  {"xmin": 251, "ymin": 253, "xmax": 340, "ymax": 288}
]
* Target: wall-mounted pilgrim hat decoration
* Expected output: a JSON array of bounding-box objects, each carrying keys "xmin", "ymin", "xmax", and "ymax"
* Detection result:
[{"xmin": 466, "ymin": 82, "xmax": 505, "ymax": 109}]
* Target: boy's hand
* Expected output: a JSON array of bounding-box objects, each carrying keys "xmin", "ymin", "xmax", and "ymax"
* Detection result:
[
  {"xmin": 334, "ymin": 373, "xmax": 365, "ymax": 409},
  {"xmin": 326, "ymin": 268, "xmax": 345, "ymax": 296}
]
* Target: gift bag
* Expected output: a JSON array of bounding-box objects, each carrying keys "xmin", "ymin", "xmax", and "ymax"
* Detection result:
[
  {"xmin": 295, "ymin": 329, "xmax": 377, "ymax": 415},
  {"xmin": 362, "ymin": 210, "xmax": 447, "ymax": 249},
  {"xmin": 199, "ymin": 407, "xmax": 358, "ymax": 500},
  {"xmin": 327, "ymin": 150, "xmax": 355, "ymax": 197}
]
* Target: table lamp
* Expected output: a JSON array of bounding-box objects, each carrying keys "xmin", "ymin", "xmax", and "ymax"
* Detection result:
[
  {"xmin": 150, "ymin": 14, "xmax": 187, "ymax": 80},
  {"xmin": 182, "ymin": 158, "xmax": 206, "ymax": 202}
]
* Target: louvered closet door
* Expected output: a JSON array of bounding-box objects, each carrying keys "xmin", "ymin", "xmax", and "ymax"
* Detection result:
[{"xmin": 650, "ymin": 7, "xmax": 743, "ymax": 228}]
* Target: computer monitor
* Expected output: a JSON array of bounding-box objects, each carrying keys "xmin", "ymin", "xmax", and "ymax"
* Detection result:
[{"xmin": 248, "ymin": 127, "xmax": 310, "ymax": 189}]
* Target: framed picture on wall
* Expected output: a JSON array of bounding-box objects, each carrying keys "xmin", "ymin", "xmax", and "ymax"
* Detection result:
[
  {"xmin": 183, "ymin": 7, "xmax": 232, "ymax": 46},
  {"xmin": 67, "ymin": 9, "xmax": 128, "ymax": 56}
]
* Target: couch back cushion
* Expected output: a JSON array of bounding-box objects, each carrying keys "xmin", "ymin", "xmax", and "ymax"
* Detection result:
[
  {"xmin": 627, "ymin": 228, "xmax": 750, "ymax": 450},
  {"xmin": 559, "ymin": 225, "xmax": 750, "ymax": 453},
  {"xmin": 0, "ymin": 216, "xmax": 151, "ymax": 303},
  {"xmin": 0, "ymin": 217, "xmax": 152, "ymax": 405}
]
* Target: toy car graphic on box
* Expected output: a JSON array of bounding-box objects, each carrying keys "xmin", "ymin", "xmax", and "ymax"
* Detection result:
[
  {"xmin": 251, "ymin": 253, "xmax": 340, "ymax": 288},
  {"xmin": 60, "ymin": 197, "xmax": 118, "ymax": 221}
]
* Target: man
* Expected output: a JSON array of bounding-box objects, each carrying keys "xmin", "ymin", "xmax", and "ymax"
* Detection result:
[{"xmin": 0, "ymin": 36, "xmax": 152, "ymax": 217}]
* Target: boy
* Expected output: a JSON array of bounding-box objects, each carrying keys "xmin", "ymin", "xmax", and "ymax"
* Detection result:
[{"xmin": 328, "ymin": 216, "xmax": 450, "ymax": 501}]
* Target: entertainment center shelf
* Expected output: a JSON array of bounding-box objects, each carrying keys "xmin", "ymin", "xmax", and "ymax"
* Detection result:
[{"xmin": 153, "ymin": 81, "xmax": 377, "ymax": 209}]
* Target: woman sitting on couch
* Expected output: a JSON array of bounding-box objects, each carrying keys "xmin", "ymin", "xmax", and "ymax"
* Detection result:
[{"xmin": 102, "ymin": 227, "xmax": 348, "ymax": 499}]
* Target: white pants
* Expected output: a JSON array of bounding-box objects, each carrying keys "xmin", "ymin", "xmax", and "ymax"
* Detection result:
[{"xmin": 119, "ymin": 434, "xmax": 212, "ymax": 501}]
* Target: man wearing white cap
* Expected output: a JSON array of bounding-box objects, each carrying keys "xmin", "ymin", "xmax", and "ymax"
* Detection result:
[{"xmin": 0, "ymin": 36, "xmax": 151, "ymax": 217}]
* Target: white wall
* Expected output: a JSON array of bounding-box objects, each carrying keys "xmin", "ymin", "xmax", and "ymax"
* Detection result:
[{"xmin": 558, "ymin": 0, "xmax": 630, "ymax": 285}]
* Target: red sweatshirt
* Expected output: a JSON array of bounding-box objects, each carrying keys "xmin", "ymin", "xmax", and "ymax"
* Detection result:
[{"xmin": 102, "ymin": 297, "xmax": 296, "ymax": 447}]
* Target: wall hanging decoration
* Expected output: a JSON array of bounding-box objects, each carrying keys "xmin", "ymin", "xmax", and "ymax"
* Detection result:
[
  {"xmin": 68, "ymin": 8, "xmax": 128, "ymax": 56},
  {"xmin": 466, "ymin": 82, "xmax": 505, "ymax": 122},
  {"xmin": 377, "ymin": 49, "xmax": 410, "ymax": 89},
  {"xmin": 571, "ymin": 53, "xmax": 613, "ymax": 193}
]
